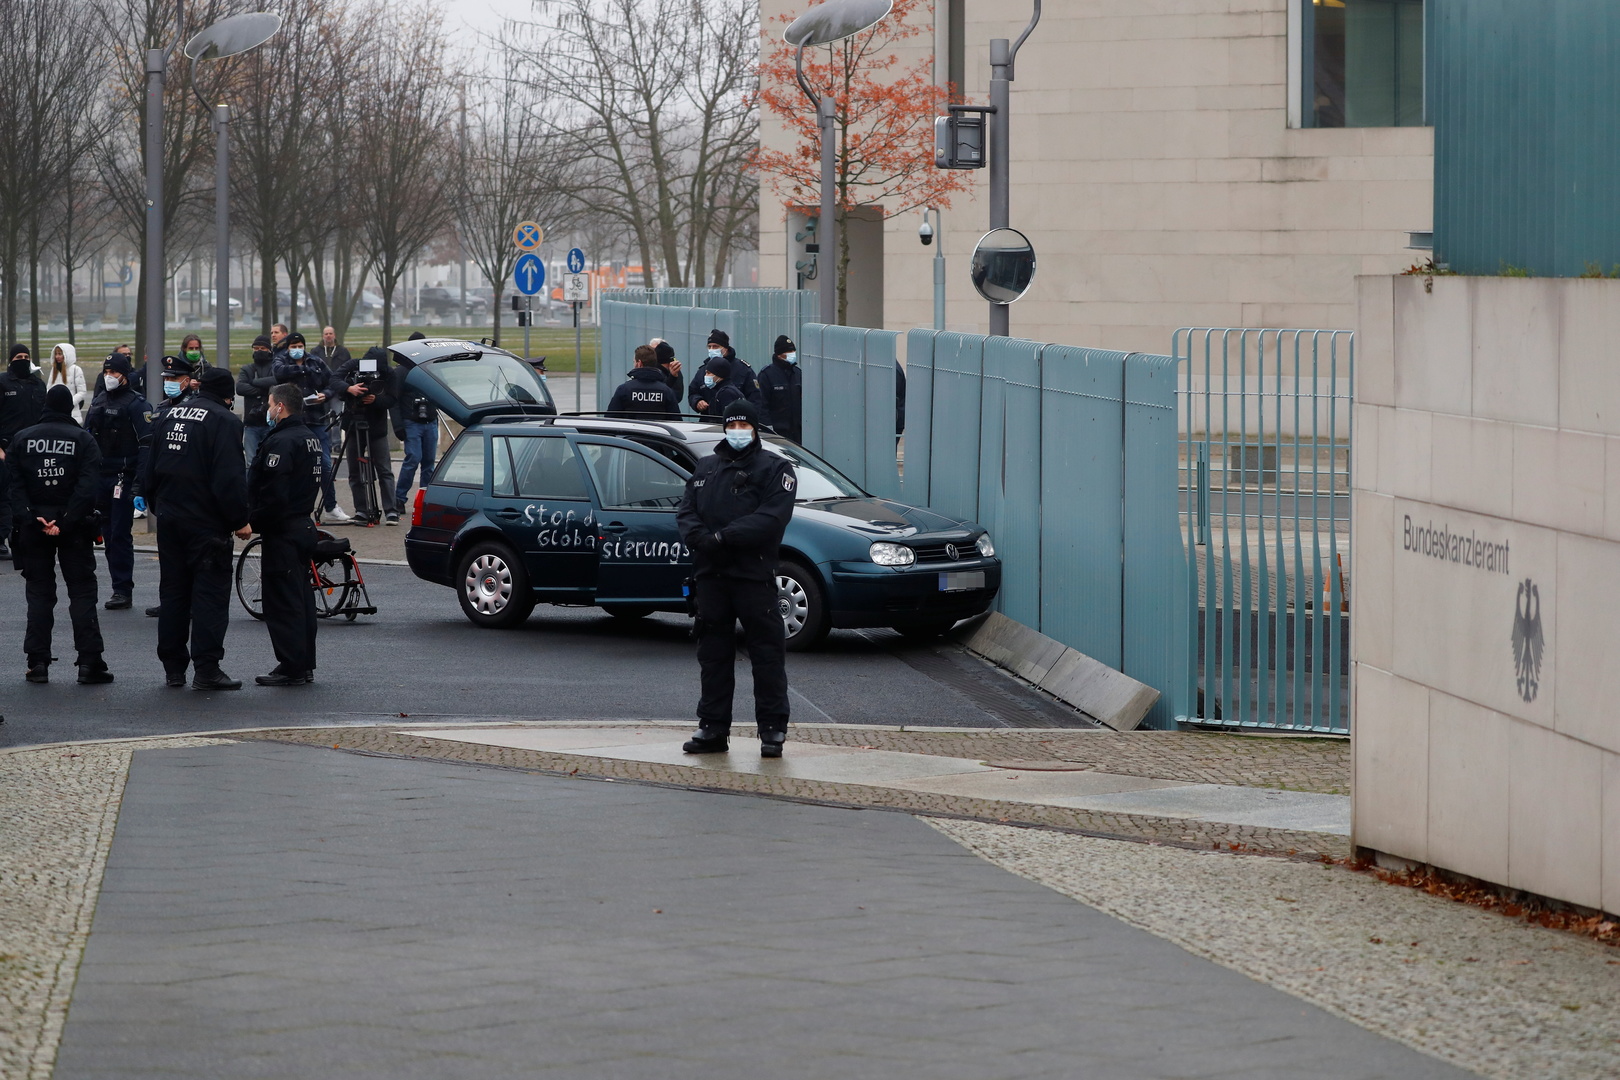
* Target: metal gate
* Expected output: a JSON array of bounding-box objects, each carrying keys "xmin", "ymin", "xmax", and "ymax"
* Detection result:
[{"xmin": 1176, "ymin": 328, "xmax": 1354, "ymax": 734}]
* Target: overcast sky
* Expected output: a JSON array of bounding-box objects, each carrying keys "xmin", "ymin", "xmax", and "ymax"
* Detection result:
[{"xmin": 441, "ymin": 0, "xmax": 538, "ymax": 52}]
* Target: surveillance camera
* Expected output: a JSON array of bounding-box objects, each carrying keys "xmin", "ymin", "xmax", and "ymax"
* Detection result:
[{"xmin": 918, "ymin": 219, "xmax": 934, "ymax": 246}]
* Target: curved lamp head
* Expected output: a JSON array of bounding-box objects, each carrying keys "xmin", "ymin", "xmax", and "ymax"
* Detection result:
[
  {"xmin": 184, "ymin": 11, "xmax": 282, "ymax": 62},
  {"xmin": 784, "ymin": 0, "xmax": 893, "ymax": 47}
]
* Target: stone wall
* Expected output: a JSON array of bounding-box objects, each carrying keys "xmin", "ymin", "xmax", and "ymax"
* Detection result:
[{"xmin": 1352, "ymin": 274, "xmax": 1620, "ymax": 915}]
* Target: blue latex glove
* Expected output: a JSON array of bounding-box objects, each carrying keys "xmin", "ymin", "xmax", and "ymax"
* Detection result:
[{"xmin": 133, "ymin": 496, "xmax": 147, "ymax": 513}]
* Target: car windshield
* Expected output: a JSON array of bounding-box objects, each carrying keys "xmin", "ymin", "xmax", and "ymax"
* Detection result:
[{"xmin": 760, "ymin": 439, "xmax": 865, "ymax": 501}]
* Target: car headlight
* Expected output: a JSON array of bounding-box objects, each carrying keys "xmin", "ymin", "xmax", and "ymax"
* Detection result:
[
  {"xmin": 976, "ymin": 532, "xmax": 995, "ymax": 558},
  {"xmin": 869, "ymin": 542, "xmax": 916, "ymax": 567}
]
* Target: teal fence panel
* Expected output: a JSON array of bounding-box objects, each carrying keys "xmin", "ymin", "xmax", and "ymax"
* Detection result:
[
  {"xmin": 861, "ymin": 331, "xmax": 901, "ymax": 500},
  {"xmin": 1122, "ymin": 352, "xmax": 1188, "ymax": 730},
  {"xmin": 800, "ymin": 322, "xmax": 826, "ymax": 449},
  {"xmin": 928, "ymin": 332, "xmax": 984, "ymax": 524},
  {"xmin": 987, "ymin": 337, "xmax": 1044, "ymax": 633},
  {"xmin": 601, "ymin": 288, "xmax": 814, "ymax": 374},
  {"xmin": 901, "ymin": 330, "xmax": 938, "ymax": 507},
  {"xmin": 1175, "ymin": 327, "xmax": 1353, "ymax": 734},
  {"xmin": 1040, "ymin": 346, "xmax": 1129, "ymax": 670},
  {"xmin": 596, "ymin": 300, "xmax": 737, "ymax": 413},
  {"xmin": 819, "ymin": 326, "xmax": 870, "ymax": 486}
]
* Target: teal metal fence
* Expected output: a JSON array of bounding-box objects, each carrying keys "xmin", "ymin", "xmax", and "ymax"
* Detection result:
[
  {"xmin": 804, "ymin": 324, "xmax": 1188, "ymax": 730},
  {"xmin": 1174, "ymin": 328, "xmax": 1354, "ymax": 734},
  {"xmin": 596, "ymin": 300, "xmax": 739, "ymax": 412},
  {"xmin": 601, "ymin": 288, "xmax": 815, "ymax": 385}
]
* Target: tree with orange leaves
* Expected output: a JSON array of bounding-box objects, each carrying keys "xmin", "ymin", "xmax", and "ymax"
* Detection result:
[{"xmin": 754, "ymin": 0, "xmax": 970, "ymax": 324}]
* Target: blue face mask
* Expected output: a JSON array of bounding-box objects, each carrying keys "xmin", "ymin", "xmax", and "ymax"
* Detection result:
[
  {"xmin": 289, "ymin": 348, "xmax": 305, "ymax": 360},
  {"xmin": 162, "ymin": 380, "xmax": 183, "ymax": 399},
  {"xmin": 783, "ymin": 352, "xmax": 798, "ymax": 365},
  {"xmin": 703, "ymin": 374, "xmax": 717, "ymax": 388},
  {"xmin": 707, "ymin": 348, "xmax": 722, "ymax": 359},
  {"xmin": 724, "ymin": 429, "xmax": 753, "ymax": 450},
  {"xmin": 265, "ymin": 409, "xmax": 277, "ymax": 428}
]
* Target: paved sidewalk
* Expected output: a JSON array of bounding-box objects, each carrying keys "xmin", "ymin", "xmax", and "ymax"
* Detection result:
[{"xmin": 52, "ymin": 741, "xmax": 1466, "ymax": 1080}]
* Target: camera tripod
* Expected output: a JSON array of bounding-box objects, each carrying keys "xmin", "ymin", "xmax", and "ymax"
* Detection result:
[{"xmin": 333, "ymin": 414, "xmax": 393, "ymax": 525}]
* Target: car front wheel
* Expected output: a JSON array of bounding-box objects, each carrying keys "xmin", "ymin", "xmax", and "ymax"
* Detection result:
[
  {"xmin": 775, "ymin": 560, "xmax": 830, "ymax": 652},
  {"xmin": 456, "ymin": 541, "xmax": 536, "ymax": 629}
]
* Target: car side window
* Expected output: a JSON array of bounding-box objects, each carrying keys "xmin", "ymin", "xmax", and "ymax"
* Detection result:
[
  {"xmin": 434, "ymin": 432, "xmax": 486, "ymax": 487},
  {"xmin": 499, "ymin": 436, "xmax": 591, "ymax": 499},
  {"xmin": 580, "ymin": 443, "xmax": 686, "ymax": 510},
  {"xmin": 624, "ymin": 435, "xmax": 697, "ymax": 472}
]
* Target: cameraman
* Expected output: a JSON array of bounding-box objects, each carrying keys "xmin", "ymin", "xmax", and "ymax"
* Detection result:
[{"xmin": 334, "ymin": 346, "xmax": 397, "ymax": 525}]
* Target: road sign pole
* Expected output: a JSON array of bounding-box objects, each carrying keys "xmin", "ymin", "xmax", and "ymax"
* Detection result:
[
  {"xmin": 574, "ymin": 302, "xmax": 582, "ymax": 411},
  {"xmin": 524, "ymin": 295, "xmax": 531, "ymax": 361}
]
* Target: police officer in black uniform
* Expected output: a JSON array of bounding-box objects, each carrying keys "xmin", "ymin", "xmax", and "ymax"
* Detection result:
[
  {"xmin": 676, "ymin": 400, "xmax": 797, "ymax": 758},
  {"xmin": 607, "ymin": 344, "xmax": 682, "ymax": 419},
  {"xmin": 11, "ymin": 385, "xmax": 113, "ymax": 684},
  {"xmin": 142, "ymin": 354, "xmax": 201, "ymax": 618},
  {"xmin": 84, "ymin": 354, "xmax": 151, "ymax": 610},
  {"xmin": 248, "ymin": 384, "xmax": 323, "ymax": 686},
  {"xmin": 142, "ymin": 365, "xmax": 250, "ymax": 690},
  {"xmin": 758, "ymin": 334, "xmax": 804, "ymax": 443},
  {"xmin": 0, "ymin": 343, "xmax": 48, "ymax": 561},
  {"xmin": 686, "ymin": 329, "xmax": 764, "ymax": 412}
]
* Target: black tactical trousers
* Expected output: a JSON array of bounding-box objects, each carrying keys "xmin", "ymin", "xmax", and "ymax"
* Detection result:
[
  {"xmin": 19, "ymin": 524, "xmax": 104, "ymax": 666},
  {"xmin": 261, "ymin": 528, "xmax": 317, "ymax": 675},
  {"xmin": 694, "ymin": 577, "xmax": 789, "ymax": 734},
  {"xmin": 156, "ymin": 518, "xmax": 234, "ymax": 676}
]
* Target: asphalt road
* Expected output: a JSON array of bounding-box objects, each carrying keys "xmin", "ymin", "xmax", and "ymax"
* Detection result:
[{"xmin": 0, "ymin": 552, "xmax": 1090, "ymax": 747}]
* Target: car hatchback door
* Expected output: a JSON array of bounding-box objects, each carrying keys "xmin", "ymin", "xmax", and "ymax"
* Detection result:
[
  {"xmin": 577, "ymin": 438, "xmax": 691, "ymax": 604},
  {"xmin": 488, "ymin": 432, "xmax": 598, "ymax": 596}
]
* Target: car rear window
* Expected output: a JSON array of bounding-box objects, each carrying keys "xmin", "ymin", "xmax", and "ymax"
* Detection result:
[{"xmin": 435, "ymin": 433, "xmax": 486, "ymax": 487}]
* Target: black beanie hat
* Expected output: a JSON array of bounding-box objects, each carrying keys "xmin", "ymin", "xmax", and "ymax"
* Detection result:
[
  {"xmin": 45, "ymin": 385, "xmax": 74, "ymax": 415},
  {"xmin": 707, "ymin": 328, "xmax": 730, "ymax": 348},
  {"xmin": 104, "ymin": 354, "xmax": 134, "ymax": 376},
  {"xmin": 654, "ymin": 341, "xmax": 675, "ymax": 365},
  {"xmin": 252, "ymin": 334, "xmax": 272, "ymax": 348},
  {"xmin": 705, "ymin": 355, "xmax": 732, "ymax": 380},
  {"xmin": 199, "ymin": 368, "xmax": 236, "ymax": 400},
  {"xmin": 774, "ymin": 335, "xmax": 796, "ymax": 357},
  {"xmin": 721, "ymin": 399, "xmax": 762, "ymax": 430},
  {"xmin": 9, "ymin": 343, "xmax": 29, "ymax": 362},
  {"xmin": 286, "ymin": 331, "xmax": 306, "ymax": 346}
]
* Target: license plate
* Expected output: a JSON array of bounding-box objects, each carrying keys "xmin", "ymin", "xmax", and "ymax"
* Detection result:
[{"xmin": 939, "ymin": 571, "xmax": 985, "ymax": 593}]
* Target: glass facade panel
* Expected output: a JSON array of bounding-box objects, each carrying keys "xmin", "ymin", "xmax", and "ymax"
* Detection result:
[{"xmin": 1311, "ymin": 0, "xmax": 1424, "ymax": 128}]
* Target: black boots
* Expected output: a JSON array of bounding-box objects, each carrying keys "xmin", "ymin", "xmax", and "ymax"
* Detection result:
[
  {"xmin": 760, "ymin": 729, "xmax": 787, "ymax": 759},
  {"xmin": 255, "ymin": 669, "xmax": 312, "ymax": 686},
  {"xmin": 682, "ymin": 727, "xmax": 729, "ymax": 754},
  {"xmin": 25, "ymin": 662, "xmax": 48, "ymax": 684},
  {"xmin": 191, "ymin": 668, "xmax": 242, "ymax": 691},
  {"xmin": 77, "ymin": 660, "xmax": 114, "ymax": 685}
]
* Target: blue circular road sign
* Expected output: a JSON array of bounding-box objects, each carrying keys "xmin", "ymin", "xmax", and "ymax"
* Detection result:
[
  {"xmin": 515, "ymin": 253, "xmax": 546, "ymax": 296},
  {"xmin": 567, "ymin": 248, "xmax": 586, "ymax": 274}
]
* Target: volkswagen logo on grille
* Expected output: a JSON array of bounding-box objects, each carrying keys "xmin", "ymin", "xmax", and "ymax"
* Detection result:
[{"xmin": 944, "ymin": 543, "xmax": 960, "ymax": 561}]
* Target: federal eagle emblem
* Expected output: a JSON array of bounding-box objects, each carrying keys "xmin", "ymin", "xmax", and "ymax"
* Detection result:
[
  {"xmin": 1511, "ymin": 578, "xmax": 1544, "ymax": 704},
  {"xmin": 782, "ymin": 472, "xmax": 796, "ymax": 491},
  {"xmin": 266, "ymin": 453, "xmax": 280, "ymax": 467}
]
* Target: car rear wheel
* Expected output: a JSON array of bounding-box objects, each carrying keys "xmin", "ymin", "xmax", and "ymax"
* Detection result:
[
  {"xmin": 456, "ymin": 542, "xmax": 535, "ymax": 629},
  {"xmin": 776, "ymin": 560, "xmax": 830, "ymax": 652}
]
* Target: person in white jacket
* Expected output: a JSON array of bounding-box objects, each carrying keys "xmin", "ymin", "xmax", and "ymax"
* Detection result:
[{"xmin": 46, "ymin": 343, "xmax": 90, "ymax": 423}]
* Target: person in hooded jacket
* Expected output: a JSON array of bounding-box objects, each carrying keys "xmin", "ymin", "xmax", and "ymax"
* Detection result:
[
  {"xmin": 142, "ymin": 365, "xmax": 250, "ymax": 690},
  {"xmin": 758, "ymin": 334, "xmax": 804, "ymax": 443},
  {"xmin": 248, "ymin": 384, "xmax": 323, "ymax": 686},
  {"xmin": 0, "ymin": 344, "xmax": 48, "ymax": 561},
  {"xmin": 607, "ymin": 345, "xmax": 682, "ymax": 420},
  {"xmin": 675, "ymin": 400, "xmax": 797, "ymax": 758},
  {"xmin": 686, "ymin": 329, "xmax": 763, "ymax": 411},
  {"xmin": 45, "ymin": 343, "xmax": 90, "ymax": 422},
  {"xmin": 10, "ymin": 385, "xmax": 112, "ymax": 684},
  {"xmin": 84, "ymin": 353, "xmax": 151, "ymax": 610},
  {"xmin": 334, "ymin": 345, "xmax": 397, "ymax": 524}
]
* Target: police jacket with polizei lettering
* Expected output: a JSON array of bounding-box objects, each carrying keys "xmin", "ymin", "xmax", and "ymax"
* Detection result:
[
  {"xmin": 248, "ymin": 419, "xmax": 322, "ymax": 534},
  {"xmin": 757, "ymin": 358, "xmax": 803, "ymax": 443},
  {"xmin": 84, "ymin": 385, "xmax": 152, "ymax": 487},
  {"xmin": 141, "ymin": 390, "xmax": 249, "ymax": 534},
  {"xmin": 606, "ymin": 367, "xmax": 681, "ymax": 420},
  {"xmin": 9, "ymin": 410, "xmax": 101, "ymax": 528},
  {"xmin": 676, "ymin": 438, "xmax": 797, "ymax": 582},
  {"xmin": 0, "ymin": 363, "xmax": 47, "ymax": 450}
]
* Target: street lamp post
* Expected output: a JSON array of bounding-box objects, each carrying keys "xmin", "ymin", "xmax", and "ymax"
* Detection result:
[
  {"xmin": 785, "ymin": 0, "xmax": 894, "ymax": 328},
  {"xmin": 142, "ymin": 48, "xmax": 166, "ymax": 402},
  {"xmin": 987, "ymin": 1, "xmax": 1041, "ymax": 338},
  {"xmin": 919, "ymin": 207, "xmax": 944, "ymax": 330}
]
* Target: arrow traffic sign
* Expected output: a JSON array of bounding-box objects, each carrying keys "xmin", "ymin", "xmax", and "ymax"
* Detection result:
[
  {"xmin": 512, "ymin": 221, "xmax": 544, "ymax": 251},
  {"xmin": 515, "ymin": 253, "xmax": 546, "ymax": 296},
  {"xmin": 567, "ymin": 248, "xmax": 586, "ymax": 274}
]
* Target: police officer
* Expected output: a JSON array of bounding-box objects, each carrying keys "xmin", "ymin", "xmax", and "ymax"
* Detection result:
[
  {"xmin": 1, "ymin": 343, "xmax": 48, "ymax": 561},
  {"xmin": 653, "ymin": 340, "xmax": 683, "ymax": 400},
  {"xmin": 142, "ymin": 365, "xmax": 250, "ymax": 690},
  {"xmin": 676, "ymin": 400, "xmax": 797, "ymax": 758},
  {"xmin": 607, "ymin": 345, "xmax": 681, "ymax": 420},
  {"xmin": 758, "ymin": 335, "xmax": 803, "ymax": 443},
  {"xmin": 248, "ymin": 384, "xmax": 322, "ymax": 686},
  {"xmin": 142, "ymin": 353, "xmax": 201, "ymax": 618},
  {"xmin": 687, "ymin": 329, "xmax": 763, "ymax": 412},
  {"xmin": 689, "ymin": 355, "xmax": 743, "ymax": 417},
  {"xmin": 11, "ymin": 385, "xmax": 113, "ymax": 684},
  {"xmin": 84, "ymin": 354, "xmax": 152, "ymax": 610}
]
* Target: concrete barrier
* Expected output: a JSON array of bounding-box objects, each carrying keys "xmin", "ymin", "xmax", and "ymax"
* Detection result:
[{"xmin": 961, "ymin": 612, "xmax": 1160, "ymax": 731}]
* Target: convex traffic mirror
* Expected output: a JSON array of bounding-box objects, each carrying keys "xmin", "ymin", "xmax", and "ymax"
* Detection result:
[{"xmin": 970, "ymin": 228, "xmax": 1036, "ymax": 305}]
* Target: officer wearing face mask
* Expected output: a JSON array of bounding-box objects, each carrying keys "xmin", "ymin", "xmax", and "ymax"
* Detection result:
[
  {"xmin": 140, "ymin": 354, "xmax": 201, "ymax": 618},
  {"xmin": 84, "ymin": 354, "xmax": 152, "ymax": 610},
  {"xmin": 675, "ymin": 400, "xmax": 797, "ymax": 759},
  {"xmin": 757, "ymin": 335, "xmax": 804, "ymax": 443},
  {"xmin": 142, "ymin": 365, "xmax": 250, "ymax": 690},
  {"xmin": 688, "ymin": 355, "xmax": 743, "ymax": 417},
  {"xmin": 272, "ymin": 332, "xmax": 340, "ymax": 521},
  {"xmin": 0, "ymin": 344, "xmax": 48, "ymax": 561},
  {"xmin": 247, "ymin": 383, "xmax": 322, "ymax": 686},
  {"xmin": 687, "ymin": 329, "xmax": 763, "ymax": 412}
]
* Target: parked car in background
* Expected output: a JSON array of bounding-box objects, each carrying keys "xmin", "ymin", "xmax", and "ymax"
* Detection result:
[
  {"xmin": 418, "ymin": 287, "xmax": 489, "ymax": 318},
  {"xmin": 178, "ymin": 289, "xmax": 243, "ymax": 313}
]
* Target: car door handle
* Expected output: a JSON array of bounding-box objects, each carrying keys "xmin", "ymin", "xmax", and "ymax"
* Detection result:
[
  {"xmin": 492, "ymin": 508, "xmax": 524, "ymax": 521},
  {"xmin": 603, "ymin": 521, "xmax": 629, "ymax": 533}
]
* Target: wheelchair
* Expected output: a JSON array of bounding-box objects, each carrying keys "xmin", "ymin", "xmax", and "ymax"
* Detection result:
[{"xmin": 234, "ymin": 527, "xmax": 377, "ymax": 622}]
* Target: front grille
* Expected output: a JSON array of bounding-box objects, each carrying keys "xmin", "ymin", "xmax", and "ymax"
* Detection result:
[{"xmin": 910, "ymin": 539, "xmax": 974, "ymax": 563}]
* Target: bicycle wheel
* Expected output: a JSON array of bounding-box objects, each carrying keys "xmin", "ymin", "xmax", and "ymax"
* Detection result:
[
  {"xmin": 312, "ymin": 551, "xmax": 360, "ymax": 619},
  {"xmin": 235, "ymin": 537, "xmax": 265, "ymax": 621}
]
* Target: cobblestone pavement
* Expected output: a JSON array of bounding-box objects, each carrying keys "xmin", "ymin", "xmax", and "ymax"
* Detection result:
[
  {"xmin": 51, "ymin": 741, "xmax": 1466, "ymax": 1080},
  {"xmin": 931, "ymin": 820, "xmax": 1620, "ymax": 1080},
  {"xmin": 0, "ymin": 737, "xmax": 234, "ymax": 1080},
  {"xmin": 254, "ymin": 725, "xmax": 1351, "ymax": 859}
]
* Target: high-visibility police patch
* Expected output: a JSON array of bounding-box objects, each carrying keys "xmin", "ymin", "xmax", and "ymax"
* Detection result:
[
  {"xmin": 782, "ymin": 472, "xmax": 796, "ymax": 491},
  {"xmin": 267, "ymin": 453, "xmax": 280, "ymax": 467}
]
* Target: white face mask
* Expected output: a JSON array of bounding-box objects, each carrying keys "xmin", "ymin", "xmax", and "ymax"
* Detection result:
[{"xmin": 105, "ymin": 373, "xmax": 124, "ymax": 389}]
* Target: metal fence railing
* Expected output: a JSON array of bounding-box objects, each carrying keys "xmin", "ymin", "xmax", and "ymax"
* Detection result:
[
  {"xmin": 601, "ymin": 288, "xmax": 815, "ymax": 392},
  {"xmin": 1175, "ymin": 328, "xmax": 1354, "ymax": 734}
]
